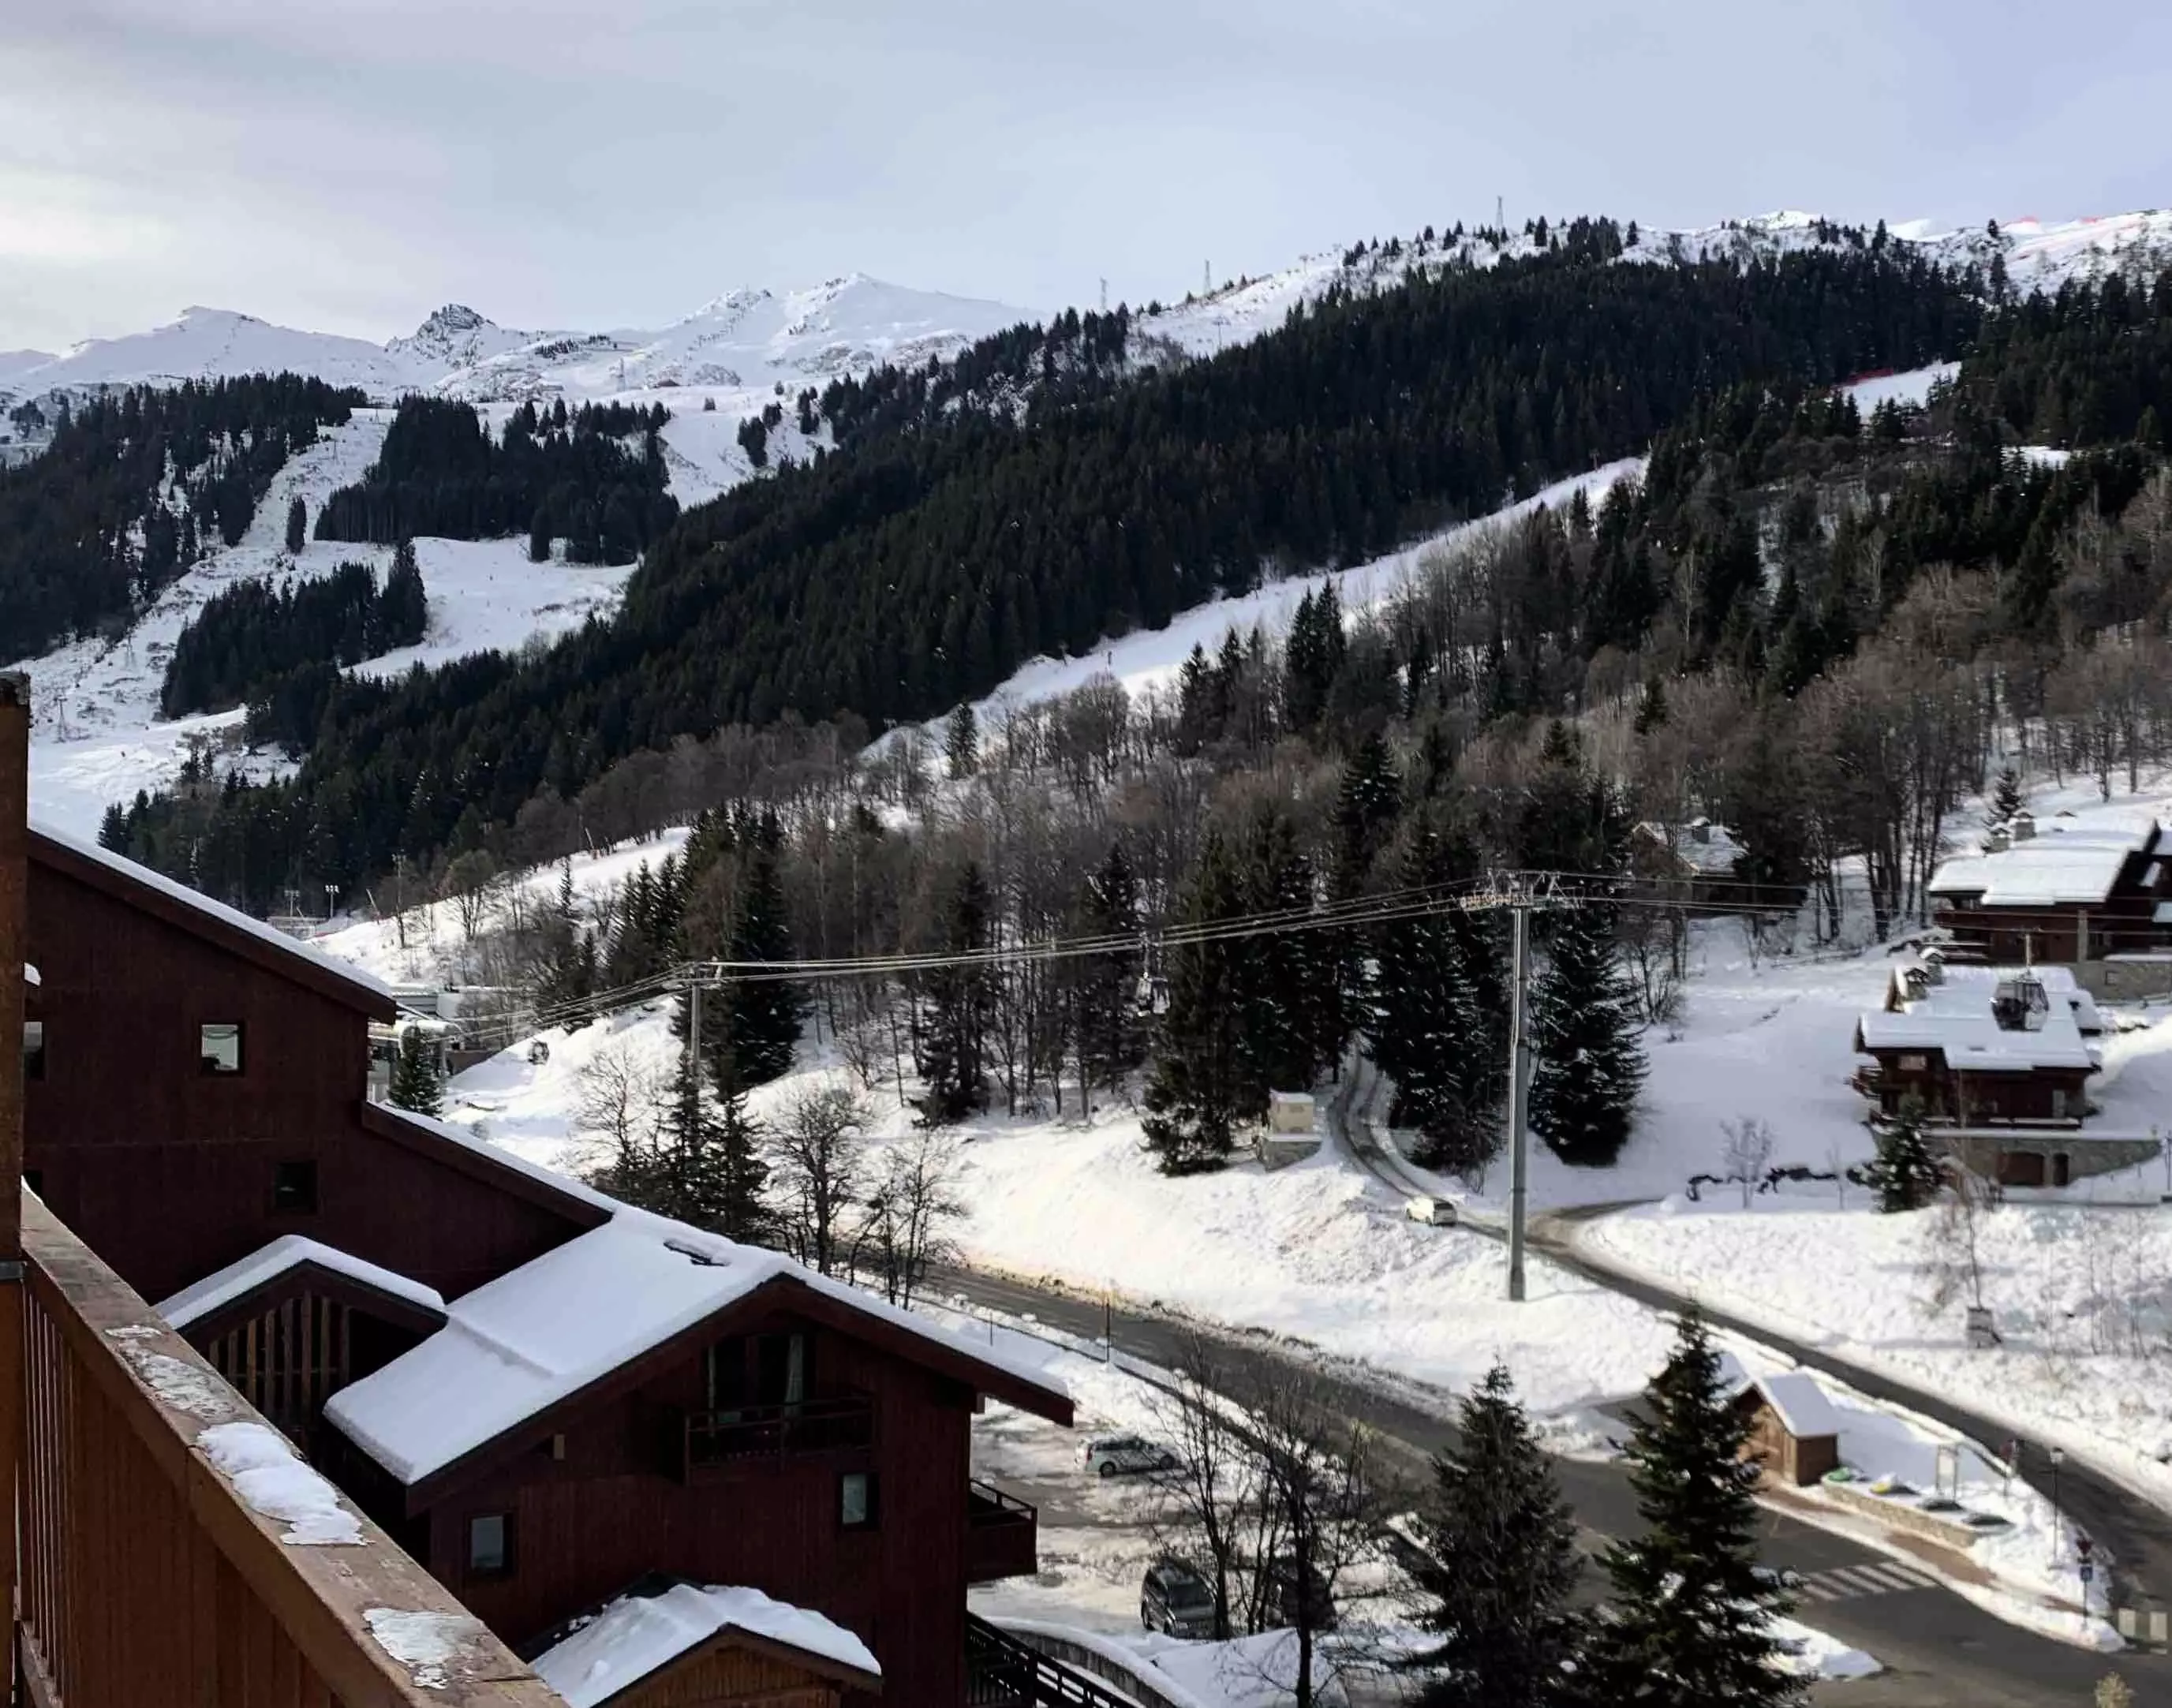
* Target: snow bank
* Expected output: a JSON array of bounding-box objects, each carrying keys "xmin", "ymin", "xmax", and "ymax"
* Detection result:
[{"xmin": 1768, "ymin": 1615, "xmax": 1881, "ymax": 1681}]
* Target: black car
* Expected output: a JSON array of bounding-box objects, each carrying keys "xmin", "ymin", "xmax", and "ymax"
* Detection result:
[{"xmin": 1141, "ymin": 1557, "xmax": 1218, "ymax": 1639}]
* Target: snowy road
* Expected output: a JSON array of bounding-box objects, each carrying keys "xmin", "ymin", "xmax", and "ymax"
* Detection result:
[{"xmin": 938, "ymin": 1266, "xmax": 2165, "ymax": 1707}]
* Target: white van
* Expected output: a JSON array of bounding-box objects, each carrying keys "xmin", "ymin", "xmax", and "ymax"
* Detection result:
[{"xmin": 1405, "ymin": 1195, "xmax": 1457, "ymax": 1228}]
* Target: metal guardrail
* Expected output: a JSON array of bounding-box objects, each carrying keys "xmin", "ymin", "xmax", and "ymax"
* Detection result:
[{"xmin": 966, "ymin": 1613, "xmax": 1165, "ymax": 1708}]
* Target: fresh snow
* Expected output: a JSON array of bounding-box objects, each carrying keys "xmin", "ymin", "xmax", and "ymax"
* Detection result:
[
  {"xmin": 156, "ymin": 1235, "xmax": 445, "ymax": 1332},
  {"xmin": 533, "ymin": 1584, "xmax": 879, "ymax": 1707},
  {"xmin": 323, "ymin": 1202, "xmax": 1067, "ymax": 1486},
  {"xmin": 197, "ymin": 1421, "xmax": 364, "ymax": 1545},
  {"xmin": 1844, "ymin": 362, "xmax": 1961, "ymax": 411}
]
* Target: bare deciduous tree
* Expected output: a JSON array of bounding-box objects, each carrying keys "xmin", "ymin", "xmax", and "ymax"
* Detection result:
[
  {"xmin": 574, "ymin": 1039, "xmax": 667, "ymax": 1175},
  {"xmin": 862, "ymin": 1131, "xmax": 965, "ymax": 1310},
  {"xmin": 1718, "ymin": 1116, "xmax": 1777, "ymax": 1209},
  {"xmin": 772, "ymin": 1086, "xmax": 870, "ymax": 1277}
]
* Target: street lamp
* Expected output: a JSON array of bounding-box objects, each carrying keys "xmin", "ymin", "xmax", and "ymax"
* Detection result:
[{"xmin": 2050, "ymin": 1445, "xmax": 2065, "ymax": 1566}]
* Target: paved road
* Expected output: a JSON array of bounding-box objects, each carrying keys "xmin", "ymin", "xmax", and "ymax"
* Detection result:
[
  {"xmin": 940, "ymin": 1265, "xmax": 2165, "ymax": 1706},
  {"xmin": 1335, "ymin": 1057, "xmax": 2172, "ymax": 1620}
]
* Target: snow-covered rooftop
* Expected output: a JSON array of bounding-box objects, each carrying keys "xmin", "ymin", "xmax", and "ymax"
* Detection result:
[
  {"xmin": 1927, "ymin": 814, "xmax": 2157, "ymax": 906},
  {"xmin": 1633, "ymin": 817, "xmax": 1745, "ymax": 877},
  {"xmin": 1859, "ymin": 962, "xmax": 2099, "ymax": 1071},
  {"xmin": 324, "ymin": 1206, "xmax": 1068, "ymax": 1486},
  {"xmin": 156, "ymin": 1236, "xmax": 446, "ymax": 1332},
  {"xmin": 1736, "ymin": 1371, "xmax": 1845, "ymax": 1441},
  {"xmin": 32, "ymin": 820, "xmax": 396, "ymax": 1009},
  {"xmin": 533, "ymin": 1584, "xmax": 879, "ymax": 1706}
]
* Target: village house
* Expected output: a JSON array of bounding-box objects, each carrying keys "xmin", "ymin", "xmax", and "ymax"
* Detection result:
[
  {"xmin": 1852, "ymin": 955, "xmax": 2159, "ymax": 1186},
  {"xmin": 1628, "ymin": 817, "xmax": 1761, "ymax": 911},
  {"xmin": 1730, "ymin": 1372, "xmax": 1843, "ymax": 1488},
  {"xmin": 1927, "ymin": 810, "xmax": 2172, "ymax": 993},
  {"xmin": 19, "ymin": 815, "xmax": 1072, "ymax": 1706}
]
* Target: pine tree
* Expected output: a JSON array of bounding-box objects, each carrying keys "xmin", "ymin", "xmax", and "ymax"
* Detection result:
[
  {"xmin": 1074, "ymin": 841, "xmax": 1145, "ymax": 1101},
  {"xmin": 1991, "ymin": 767, "xmax": 2024, "ymax": 823},
  {"xmin": 1408, "ymin": 1363, "xmax": 1585, "ymax": 1708},
  {"xmin": 945, "ymin": 703, "xmax": 979, "ymax": 779},
  {"xmin": 285, "ymin": 495, "xmax": 307, "ymax": 555},
  {"xmin": 1239, "ymin": 804, "xmax": 1332, "ymax": 1090},
  {"xmin": 914, "ymin": 863, "xmax": 992, "ymax": 1125},
  {"xmin": 1860, "ymin": 1101, "xmax": 1945, "ymax": 1213},
  {"xmin": 1142, "ymin": 831, "xmax": 1254, "ymax": 1172},
  {"xmin": 528, "ymin": 504, "xmax": 551, "ymax": 563},
  {"xmin": 389, "ymin": 1026, "xmax": 443, "ymax": 1117},
  {"xmin": 1366, "ymin": 828, "xmax": 1497, "ymax": 1175},
  {"xmin": 98, "ymin": 802, "xmax": 129, "ymax": 853},
  {"xmin": 1586, "ymin": 1314, "xmax": 1803, "ymax": 1707},
  {"xmin": 1528, "ymin": 903, "xmax": 1645, "ymax": 1166},
  {"xmin": 721, "ymin": 813, "xmax": 805, "ymax": 1087},
  {"xmin": 710, "ymin": 1085, "xmax": 776, "ymax": 1246}
]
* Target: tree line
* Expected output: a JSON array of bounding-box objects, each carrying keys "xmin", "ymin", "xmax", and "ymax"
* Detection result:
[
  {"xmin": 159, "ymin": 542, "xmax": 428, "ymax": 719},
  {"xmin": 313, "ymin": 395, "xmax": 679, "ymax": 562},
  {"xmin": 0, "ymin": 374, "xmax": 363, "ymax": 660},
  {"xmin": 110, "ymin": 239, "xmax": 1983, "ymax": 902}
]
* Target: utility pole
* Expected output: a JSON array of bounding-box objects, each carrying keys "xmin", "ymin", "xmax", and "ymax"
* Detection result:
[
  {"xmin": 1203, "ymin": 260, "xmax": 1212, "ymax": 296},
  {"xmin": 1497, "ymin": 193, "xmax": 1505, "ymax": 234},
  {"xmin": 1505, "ymin": 899, "xmax": 1533, "ymax": 1302},
  {"xmin": 687, "ymin": 978, "xmax": 702, "ymax": 1093},
  {"xmin": 1099, "ymin": 278, "xmax": 1108, "ymax": 315}
]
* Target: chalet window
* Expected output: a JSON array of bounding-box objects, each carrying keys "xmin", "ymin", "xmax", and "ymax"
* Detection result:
[
  {"xmin": 467, "ymin": 1512, "xmax": 511, "ymax": 1577},
  {"xmin": 272, "ymin": 1160, "xmax": 319, "ymax": 1215},
  {"xmin": 200, "ymin": 1022, "xmax": 244, "ymax": 1076},
  {"xmin": 23, "ymin": 1020, "xmax": 43, "ymax": 1082},
  {"xmin": 839, "ymin": 1471, "xmax": 877, "ymax": 1530},
  {"xmin": 1897, "ymin": 1053, "xmax": 1928, "ymax": 1073},
  {"xmin": 756, "ymin": 1332, "xmax": 808, "ymax": 1409},
  {"xmin": 705, "ymin": 1336, "xmax": 749, "ymax": 1414}
]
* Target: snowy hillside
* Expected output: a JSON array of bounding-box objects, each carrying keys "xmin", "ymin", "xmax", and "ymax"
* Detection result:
[
  {"xmin": 17, "ymin": 410, "xmax": 638, "ymax": 839},
  {"xmin": 1142, "ymin": 208, "xmax": 2172, "ymax": 358},
  {"xmin": 3, "ymin": 276, "xmax": 1031, "ymax": 420}
]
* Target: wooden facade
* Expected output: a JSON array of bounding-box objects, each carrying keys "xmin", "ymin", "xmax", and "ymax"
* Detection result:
[
  {"xmin": 22, "ymin": 829, "xmax": 605, "ymax": 1306},
  {"xmin": 1928, "ymin": 816, "xmax": 2172, "ymax": 964},
  {"xmin": 547, "ymin": 1623, "xmax": 881, "ymax": 1708},
  {"xmin": 1732, "ymin": 1388, "xmax": 1840, "ymax": 1487},
  {"xmin": 1852, "ymin": 1048, "xmax": 2095, "ymax": 1125},
  {"xmin": 324, "ymin": 1283, "xmax": 1060, "ymax": 1708}
]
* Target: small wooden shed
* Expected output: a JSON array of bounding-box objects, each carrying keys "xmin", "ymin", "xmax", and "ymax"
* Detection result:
[{"xmin": 1731, "ymin": 1372, "xmax": 1844, "ymax": 1487}]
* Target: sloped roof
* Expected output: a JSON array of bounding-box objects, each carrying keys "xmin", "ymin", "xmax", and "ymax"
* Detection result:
[
  {"xmin": 325, "ymin": 1205, "xmax": 1071, "ymax": 1494},
  {"xmin": 533, "ymin": 1584, "xmax": 880, "ymax": 1707},
  {"xmin": 1927, "ymin": 815, "xmax": 2156, "ymax": 906},
  {"xmin": 157, "ymin": 1235, "xmax": 446, "ymax": 1332},
  {"xmin": 1860, "ymin": 961, "xmax": 2099, "ymax": 1071},
  {"xmin": 30, "ymin": 823, "xmax": 396, "ymax": 1019},
  {"xmin": 1734, "ymin": 1371, "xmax": 1844, "ymax": 1440}
]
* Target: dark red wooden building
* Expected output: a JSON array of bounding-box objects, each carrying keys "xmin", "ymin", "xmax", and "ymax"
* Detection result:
[{"xmin": 24, "ymin": 820, "xmax": 1072, "ymax": 1706}]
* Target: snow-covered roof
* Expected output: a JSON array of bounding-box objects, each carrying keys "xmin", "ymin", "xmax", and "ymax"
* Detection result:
[
  {"xmin": 324, "ymin": 1207, "xmax": 1070, "ymax": 1486},
  {"xmin": 1927, "ymin": 815, "xmax": 2156, "ymax": 906},
  {"xmin": 1736, "ymin": 1372, "xmax": 1845, "ymax": 1440},
  {"xmin": 156, "ymin": 1236, "xmax": 447, "ymax": 1332},
  {"xmin": 1860, "ymin": 962, "xmax": 2099, "ymax": 1071},
  {"xmin": 1634, "ymin": 817, "xmax": 1746, "ymax": 877},
  {"xmin": 30, "ymin": 821, "xmax": 396, "ymax": 1013},
  {"xmin": 533, "ymin": 1584, "xmax": 879, "ymax": 1706}
]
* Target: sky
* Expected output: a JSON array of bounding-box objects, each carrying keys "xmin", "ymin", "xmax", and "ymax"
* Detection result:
[{"xmin": 4, "ymin": 0, "xmax": 2169, "ymax": 352}]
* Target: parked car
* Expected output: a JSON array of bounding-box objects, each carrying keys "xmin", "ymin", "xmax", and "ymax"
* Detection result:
[
  {"xmin": 1405, "ymin": 1195, "xmax": 1458, "ymax": 1227},
  {"xmin": 1140, "ymin": 1557, "xmax": 1218, "ymax": 1638},
  {"xmin": 1264, "ymin": 1557, "xmax": 1338, "ymax": 1631},
  {"xmin": 1080, "ymin": 1433, "xmax": 1180, "ymax": 1478}
]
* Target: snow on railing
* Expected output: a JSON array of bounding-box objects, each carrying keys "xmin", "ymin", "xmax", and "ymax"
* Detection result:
[{"xmin": 15, "ymin": 1192, "xmax": 566, "ymax": 1708}]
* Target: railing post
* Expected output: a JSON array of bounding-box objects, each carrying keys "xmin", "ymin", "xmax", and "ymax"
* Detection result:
[{"xmin": 0, "ymin": 672, "xmax": 28, "ymax": 1672}]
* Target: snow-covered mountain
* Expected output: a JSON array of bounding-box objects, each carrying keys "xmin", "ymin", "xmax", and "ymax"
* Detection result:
[
  {"xmin": 2, "ymin": 277, "xmax": 1032, "ymax": 413},
  {"xmin": 1141, "ymin": 208, "xmax": 2172, "ymax": 357}
]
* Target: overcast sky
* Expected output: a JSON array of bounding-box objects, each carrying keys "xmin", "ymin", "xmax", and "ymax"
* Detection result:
[{"xmin": 4, "ymin": 1, "xmax": 2167, "ymax": 351}]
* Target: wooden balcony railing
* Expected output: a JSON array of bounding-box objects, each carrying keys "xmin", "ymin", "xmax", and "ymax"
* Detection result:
[
  {"xmin": 15, "ymin": 1192, "xmax": 567, "ymax": 1708},
  {"xmin": 672, "ymin": 1392, "xmax": 876, "ymax": 1477},
  {"xmin": 965, "ymin": 1478, "xmax": 1040, "ymax": 1585}
]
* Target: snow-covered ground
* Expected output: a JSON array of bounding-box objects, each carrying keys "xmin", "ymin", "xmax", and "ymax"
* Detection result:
[{"xmin": 9, "ymin": 410, "xmax": 639, "ymax": 840}]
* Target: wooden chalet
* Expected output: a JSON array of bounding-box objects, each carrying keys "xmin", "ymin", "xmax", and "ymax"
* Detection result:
[
  {"xmin": 1927, "ymin": 810, "xmax": 2172, "ymax": 968},
  {"xmin": 1854, "ymin": 957, "xmax": 2101, "ymax": 1127},
  {"xmin": 1628, "ymin": 817, "xmax": 1759, "ymax": 910},
  {"xmin": 3, "ymin": 746, "xmax": 1076, "ymax": 1706}
]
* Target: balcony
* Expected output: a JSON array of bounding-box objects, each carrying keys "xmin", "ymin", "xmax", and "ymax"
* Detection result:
[
  {"xmin": 667, "ymin": 1392, "xmax": 876, "ymax": 1478},
  {"xmin": 966, "ymin": 1478, "xmax": 1040, "ymax": 1583},
  {"xmin": 14, "ymin": 1192, "xmax": 566, "ymax": 1708}
]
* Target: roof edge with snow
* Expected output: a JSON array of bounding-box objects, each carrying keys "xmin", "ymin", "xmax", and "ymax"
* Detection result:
[{"xmin": 157, "ymin": 1235, "xmax": 447, "ymax": 1334}]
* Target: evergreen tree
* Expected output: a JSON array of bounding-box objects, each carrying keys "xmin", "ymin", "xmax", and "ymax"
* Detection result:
[
  {"xmin": 1633, "ymin": 677, "xmax": 1670, "ymax": 735},
  {"xmin": 389, "ymin": 1026, "xmax": 443, "ymax": 1117},
  {"xmin": 1860, "ymin": 1102, "xmax": 1945, "ymax": 1213},
  {"xmin": 1366, "ymin": 828, "xmax": 1497, "ymax": 1175},
  {"xmin": 914, "ymin": 863, "xmax": 992, "ymax": 1124},
  {"xmin": 610, "ymin": 1047, "xmax": 773, "ymax": 1243},
  {"xmin": 1074, "ymin": 840, "xmax": 1145, "ymax": 1100},
  {"xmin": 285, "ymin": 495, "xmax": 307, "ymax": 555},
  {"xmin": 528, "ymin": 504, "xmax": 551, "ymax": 563},
  {"xmin": 1586, "ymin": 1314, "xmax": 1803, "ymax": 1707},
  {"xmin": 720, "ymin": 813, "xmax": 806, "ymax": 1087},
  {"xmin": 710, "ymin": 1085, "xmax": 777, "ymax": 1246},
  {"xmin": 1408, "ymin": 1363, "xmax": 1586, "ymax": 1708},
  {"xmin": 945, "ymin": 703, "xmax": 980, "ymax": 779},
  {"xmin": 98, "ymin": 802, "xmax": 129, "ymax": 853},
  {"xmin": 1239, "ymin": 803, "xmax": 1333, "ymax": 1089},
  {"xmin": 1991, "ymin": 767, "xmax": 2024, "ymax": 823},
  {"xmin": 1528, "ymin": 903, "xmax": 1645, "ymax": 1166},
  {"xmin": 1142, "ymin": 831, "xmax": 1254, "ymax": 1172}
]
